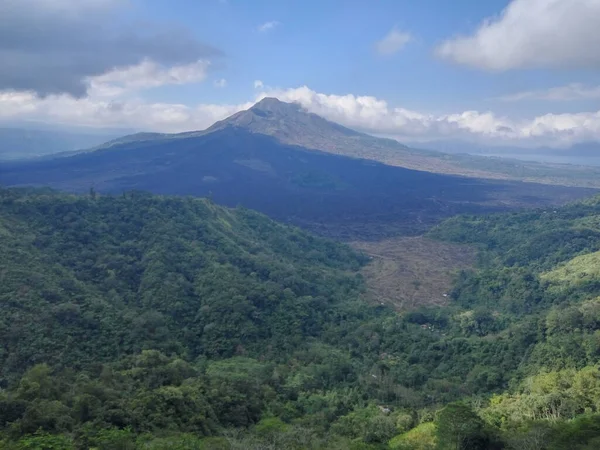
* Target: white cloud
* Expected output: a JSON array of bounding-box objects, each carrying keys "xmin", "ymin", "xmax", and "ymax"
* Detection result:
[
  {"xmin": 497, "ymin": 83, "xmax": 600, "ymax": 102},
  {"xmin": 0, "ymin": 89, "xmax": 253, "ymax": 133},
  {"xmin": 0, "ymin": 91, "xmax": 39, "ymax": 117},
  {"xmin": 213, "ymin": 78, "xmax": 227, "ymax": 88},
  {"xmin": 257, "ymin": 86, "xmax": 514, "ymax": 139},
  {"xmin": 254, "ymin": 80, "xmax": 264, "ymax": 89},
  {"xmin": 436, "ymin": 0, "xmax": 600, "ymax": 71},
  {"xmin": 523, "ymin": 111, "xmax": 600, "ymax": 142},
  {"xmin": 3, "ymin": 83, "xmax": 600, "ymax": 147},
  {"xmin": 88, "ymin": 59, "xmax": 210, "ymax": 97},
  {"xmin": 375, "ymin": 27, "xmax": 412, "ymax": 56},
  {"xmin": 257, "ymin": 21, "xmax": 280, "ymax": 32}
]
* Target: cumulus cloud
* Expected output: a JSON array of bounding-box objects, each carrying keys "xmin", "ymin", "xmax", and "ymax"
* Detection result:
[
  {"xmin": 436, "ymin": 0, "xmax": 600, "ymax": 71},
  {"xmin": 89, "ymin": 60, "xmax": 210, "ymax": 97},
  {"xmin": 0, "ymin": 0, "xmax": 220, "ymax": 97},
  {"xmin": 254, "ymin": 80, "xmax": 265, "ymax": 89},
  {"xmin": 375, "ymin": 28, "xmax": 412, "ymax": 56},
  {"xmin": 497, "ymin": 83, "xmax": 600, "ymax": 102},
  {"xmin": 257, "ymin": 21, "xmax": 280, "ymax": 32}
]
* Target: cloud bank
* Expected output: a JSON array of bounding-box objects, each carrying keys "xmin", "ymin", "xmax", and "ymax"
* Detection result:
[
  {"xmin": 0, "ymin": 0, "xmax": 220, "ymax": 97},
  {"xmin": 3, "ymin": 83, "xmax": 600, "ymax": 147}
]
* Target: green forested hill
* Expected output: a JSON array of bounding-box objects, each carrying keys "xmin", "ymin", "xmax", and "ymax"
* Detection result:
[
  {"xmin": 0, "ymin": 188, "xmax": 365, "ymax": 379},
  {"xmin": 4, "ymin": 189, "xmax": 600, "ymax": 449},
  {"xmin": 426, "ymin": 197, "xmax": 600, "ymax": 448}
]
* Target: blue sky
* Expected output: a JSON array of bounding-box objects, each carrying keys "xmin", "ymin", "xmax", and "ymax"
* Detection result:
[
  {"xmin": 127, "ymin": 0, "xmax": 600, "ymax": 115},
  {"xmin": 131, "ymin": 0, "xmax": 540, "ymax": 111},
  {"xmin": 1, "ymin": 0, "xmax": 600, "ymax": 148}
]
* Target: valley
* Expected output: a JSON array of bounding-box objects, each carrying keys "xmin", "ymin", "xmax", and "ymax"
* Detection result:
[
  {"xmin": 3, "ymin": 187, "xmax": 600, "ymax": 449},
  {"xmin": 4, "ymin": 1, "xmax": 600, "ymax": 448}
]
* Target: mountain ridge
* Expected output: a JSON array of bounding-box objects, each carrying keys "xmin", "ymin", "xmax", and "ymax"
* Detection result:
[
  {"xmin": 74, "ymin": 97, "xmax": 600, "ymax": 188},
  {"xmin": 0, "ymin": 127, "xmax": 124, "ymax": 161}
]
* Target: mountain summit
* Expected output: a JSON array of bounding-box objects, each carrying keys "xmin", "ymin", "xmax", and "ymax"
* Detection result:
[
  {"xmin": 211, "ymin": 97, "xmax": 348, "ymax": 130},
  {"xmin": 250, "ymin": 96, "xmax": 308, "ymax": 116},
  {"xmin": 205, "ymin": 97, "xmax": 371, "ymax": 154}
]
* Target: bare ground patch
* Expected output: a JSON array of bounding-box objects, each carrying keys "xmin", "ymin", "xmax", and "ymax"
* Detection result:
[{"xmin": 351, "ymin": 236, "xmax": 476, "ymax": 310}]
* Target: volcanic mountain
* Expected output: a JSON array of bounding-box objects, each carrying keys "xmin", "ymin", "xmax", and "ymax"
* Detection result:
[
  {"xmin": 85, "ymin": 97, "xmax": 600, "ymax": 187},
  {"xmin": 0, "ymin": 98, "xmax": 596, "ymax": 239}
]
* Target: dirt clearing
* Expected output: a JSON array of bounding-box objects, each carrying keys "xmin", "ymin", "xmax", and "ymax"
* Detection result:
[{"xmin": 351, "ymin": 236, "xmax": 476, "ymax": 310}]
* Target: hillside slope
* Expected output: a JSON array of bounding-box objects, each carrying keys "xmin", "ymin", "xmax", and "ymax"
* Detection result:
[
  {"xmin": 420, "ymin": 196, "xmax": 600, "ymax": 448},
  {"xmin": 0, "ymin": 188, "xmax": 365, "ymax": 383}
]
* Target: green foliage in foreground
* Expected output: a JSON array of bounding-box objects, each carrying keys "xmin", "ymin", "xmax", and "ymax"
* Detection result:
[{"xmin": 4, "ymin": 189, "xmax": 600, "ymax": 447}]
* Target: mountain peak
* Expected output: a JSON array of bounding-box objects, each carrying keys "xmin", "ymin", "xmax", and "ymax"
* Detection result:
[
  {"xmin": 250, "ymin": 97, "xmax": 303, "ymax": 115},
  {"xmin": 208, "ymin": 97, "xmax": 357, "ymax": 136},
  {"xmin": 200, "ymin": 97, "xmax": 417, "ymax": 159},
  {"xmin": 252, "ymin": 96, "xmax": 287, "ymax": 107}
]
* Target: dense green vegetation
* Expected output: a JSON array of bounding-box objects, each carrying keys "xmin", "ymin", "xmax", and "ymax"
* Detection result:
[
  {"xmin": 425, "ymin": 196, "xmax": 600, "ymax": 448},
  {"xmin": 3, "ymin": 188, "xmax": 600, "ymax": 448}
]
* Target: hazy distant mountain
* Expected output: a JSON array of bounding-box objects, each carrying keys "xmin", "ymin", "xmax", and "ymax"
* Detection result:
[
  {"xmin": 1, "ymin": 98, "xmax": 595, "ymax": 239},
  {"xmin": 0, "ymin": 127, "xmax": 125, "ymax": 160},
  {"xmin": 407, "ymin": 139, "xmax": 600, "ymax": 160},
  {"xmin": 545, "ymin": 142, "xmax": 600, "ymax": 158},
  {"xmin": 399, "ymin": 138, "xmax": 600, "ymax": 179}
]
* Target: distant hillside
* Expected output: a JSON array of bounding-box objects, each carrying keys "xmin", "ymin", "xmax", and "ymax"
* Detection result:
[
  {"xmin": 1, "ymin": 120, "xmax": 595, "ymax": 239},
  {"xmin": 566, "ymin": 141, "xmax": 600, "ymax": 157},
  {"xmin": 0, "ymin": 127, "xmax": 124, "ymax": 160}
]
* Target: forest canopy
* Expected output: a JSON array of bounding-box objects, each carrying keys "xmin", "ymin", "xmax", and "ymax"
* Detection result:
[{"xmin": 3, "ymin": 188, "xmax": 600, "ymax": 448}]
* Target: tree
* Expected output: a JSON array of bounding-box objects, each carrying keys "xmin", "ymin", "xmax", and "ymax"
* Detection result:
[{"xmin": 435, "ymin": 403, "xmax": 489, "ymax": 450}]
